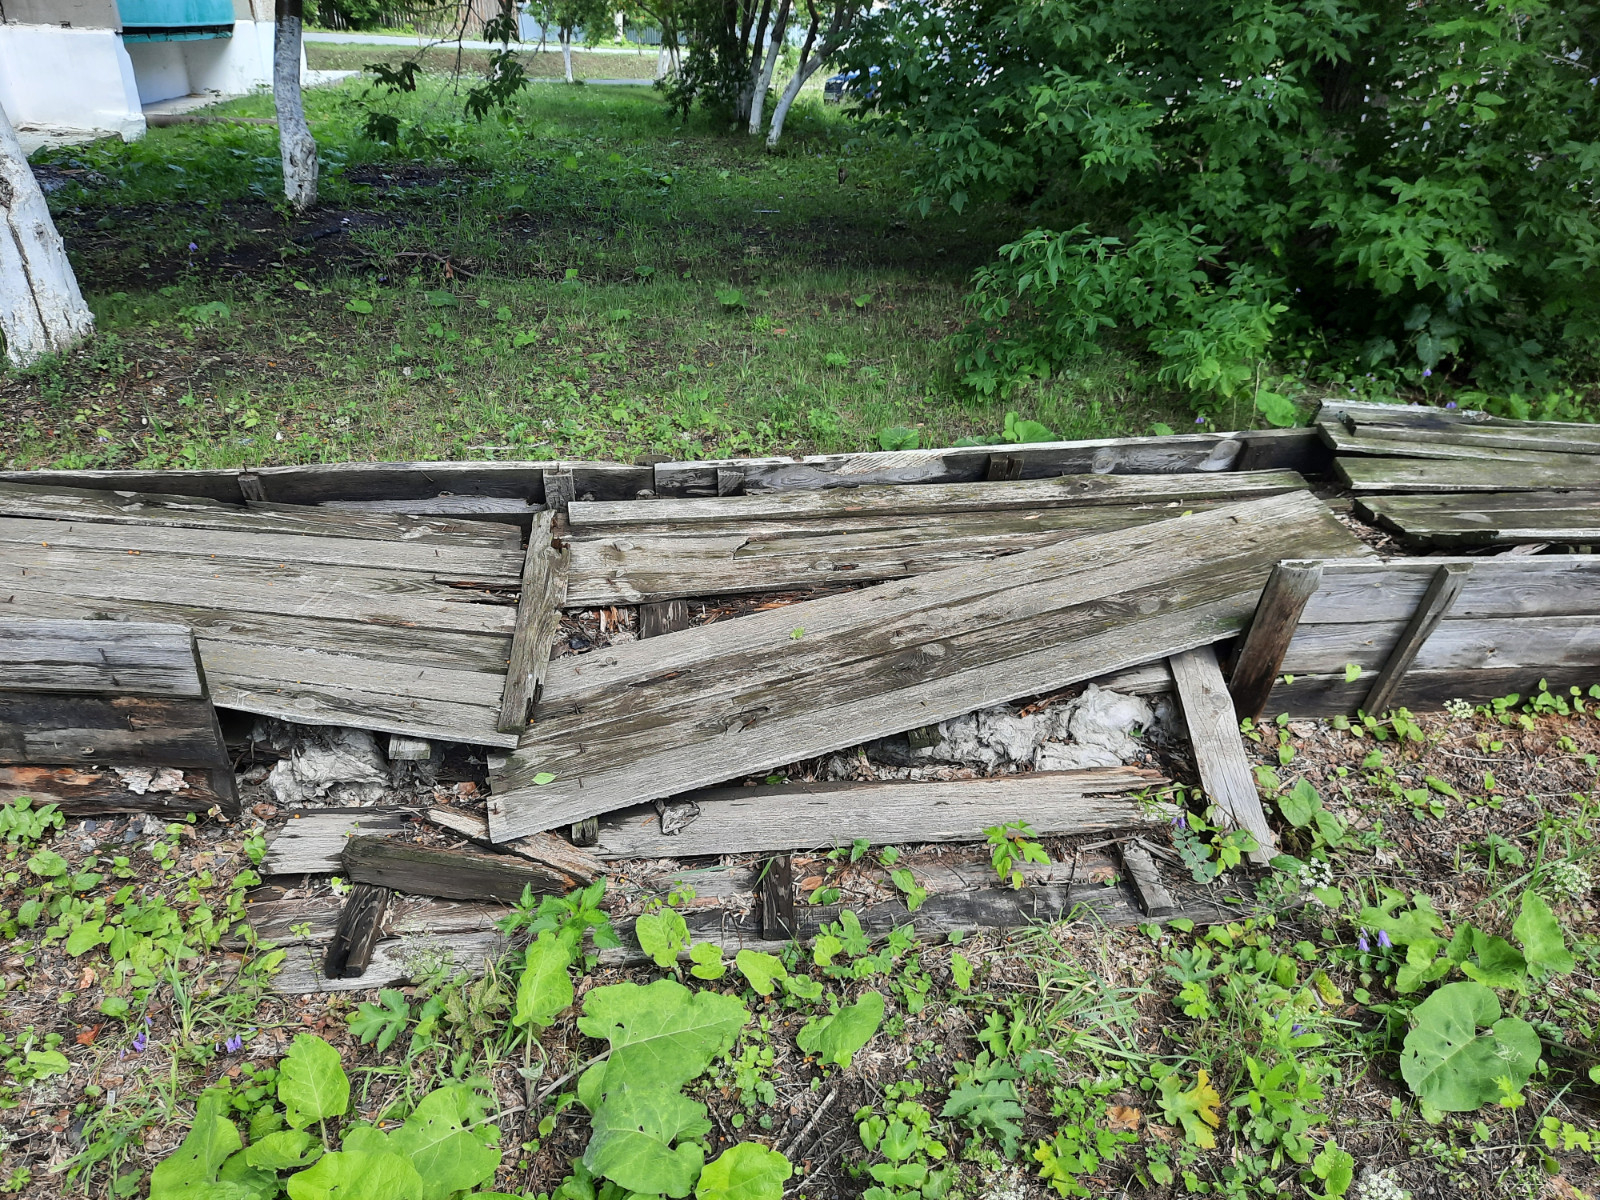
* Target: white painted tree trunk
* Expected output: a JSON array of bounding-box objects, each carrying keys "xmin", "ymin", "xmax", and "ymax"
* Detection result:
[
  {"xmin": 562, "ymin": 29, "xmax": 573, "ymax": 81},
  {"xmin": 273, "ymin": 0, "xmax": 318, "ymax": 213},
  {"xmin": 766, "ymin": 0, "xmax": 854, "ymax": 149},
  {"xmin": 0, "ymin": 102, "xmax": 95, "ymax": 368},
  {"xmin": 747, "ymin": 0, "xmax": 792, "ymax": 135}
]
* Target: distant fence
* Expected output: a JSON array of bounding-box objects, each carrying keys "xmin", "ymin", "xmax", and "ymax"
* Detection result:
[{"xmin": 312, "ymin": 0, "xmax": 665, "ymax": 43}]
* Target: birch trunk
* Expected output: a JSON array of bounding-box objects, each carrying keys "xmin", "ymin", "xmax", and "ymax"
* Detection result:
[
  {"xmin": 766, "ymin": 0, "xmax": 854, "ymax": 149},
  {"xmin": 561, "ymin": 28, "xmax": 573, "ymax": 81},
  {"xmin": 747, "ymin": 0, "xmax": 792, "ymax": 135},
  {"xmin": 0, "ymin": 103, "xmax": 95, "ymax": 367},
  {"xmin": 273, "ymin": 0, "xmax": 318, "ymax": 213}
]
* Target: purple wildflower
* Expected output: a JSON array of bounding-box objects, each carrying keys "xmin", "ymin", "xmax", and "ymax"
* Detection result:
[
  {"xmin": 1445, "ymin": 400, "xmax": 1457, "ymax": 409},
  {"xmin": 1423, "ymin": 368, "xmax": 1432, "ymax": 377},
  {"xmin": 1194, "ymin": 415, "xmax": 1205, "ymax": 424},
  {"xmin": 1357, "ymin": 931, "xmax": 1370, "ymax": 952},
  {"xmin": 1377, "ymin": 929, "xmax": 1393, "ymax": 950},
  {"xmin": 1292, "ymin": 1024, "xmax": 1304, "ymax": 1035},
  {"xmin": 188, "ymin": 242, "xmax": 199, "ymax": 252},
  {"xmin": 225, "ymin": 1033, "xmax": 244, "ymax": 1053},
  {"xmin": 131, "ymin": 1031, "xmax": 147, "ymax": 1053},
  {"xmin": 1172, "ymin": 813, "xmax": 1188, "ymax": 830}
]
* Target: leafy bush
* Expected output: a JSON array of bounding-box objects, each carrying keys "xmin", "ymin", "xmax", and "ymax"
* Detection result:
[{"xmin": 842, "ymin": 0, "xmax": 1600, "ymax": 410}]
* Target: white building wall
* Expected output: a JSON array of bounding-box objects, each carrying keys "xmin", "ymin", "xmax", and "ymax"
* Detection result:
[{"xmin": 0, "ymin": 24, "xmax": 145, "ymax": 140}]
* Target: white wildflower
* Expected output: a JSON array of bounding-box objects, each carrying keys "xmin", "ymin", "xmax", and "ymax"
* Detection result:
[{"xmin": 1354, "ymin": 1168, "xmax": 1411, "ymax": 1200}]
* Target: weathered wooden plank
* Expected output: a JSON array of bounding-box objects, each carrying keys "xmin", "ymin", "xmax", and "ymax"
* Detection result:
[
  {"xmin": 1227, "ymin": 562, "xmax": 1324, "ymax": 719},
  {"xmin": 1346, "ymin": 419, "xmax": 1600, "ymax": 458},
  {"xmin": 1317, "ymin": 398, "xmax": 1600, "ymax": 443},
  {"xmin": 323, "ymin": 884, "xmax": 391, "ymax": 979},
  {"xmin": 498, "ymin": 512, "xmax": 564, "ymax": 733},
  {"xmin": 0, "ymin": 763, "xmax": 228, "ymax": 815},
  {"xmin": 565, "ymin": 503, "xmax": 1268, "ymax": 605},
  {"xmin": 263, "ymin": 809, "xmax": 414, "ymax": 875},
  {"xmin": 1120, "ymin": 842, "xmax": 1177, "ymax": 918},
  {"xmin": 1319, "ymin": 423, "xmax": 1596, "ymax": 467},
  {"xmin": 0, "ymin": 619, "xmax": 202, "ymax": 697},
  {"xmin": 638, "ymin": 599, "xmax": 693, "ymax": 639},
  {"xmin": 1265, "ymin": 665, "xmax": 1600, "ymax": 717},
  {"xmin": 317, "ymin": 496, "xmax": 544, "ymax": 528},
  {"xmin": 239, "ymin": 894, "xmax": 508, "ymax": 948},
  {"xmin": 0, "ymin": 481, "xmax": 521, "ymax": 547},
  {"xmin": 388, "ymin": 734, "xmax": 433, "ymax": 762},
  {"xmin": 572, "ymin": 471, "xmax": 1308, "ymax": 530},
  {"xmin": 1354, "ymin": 492, "xmax": 1600, "ymax": 548},
  {"xmin": 0, "ymin": 516, "xmax": 524, "ymax": 584},
  {"xmin": 1362, "ymin": 563, "xmax": 1472, "ymax": 715},
  {"xmin": 1336, "ymin": 455, "xmax": 1600, "ymax": 493},
  {"xmin": 425, "ymin": 806, "xmax": 604, "ymax": 881},
  {"xmin": 1170, "ymin": 643, "xmax": 1275, "ymax": 864},
  {"xmin": 759, "ymin": 855, "xmax": 795, "ymax": 941},
  {"xmin": 589, "ymin": 769, "xmax": 1168, "ymax": 859},
  {"xmin": 211, "ymin": 673, "xmax": 515, "ymax": 750},
  {"xmin": 0, "ymin": 694, "xmax": 229, "ymax": 768},
  {"xmin": 249, "ymin": 460, "xmax": 646, "ymax": 505},
  {"xmin": 343, "ymin": 836, "xmax": 576, "ymax": 901},
  {"xmin": 272, "ymin": 930, "xmax": 508, "ymax": 994},
  {"xmin": 1298, "ymin": 557, "xmax": 1600, "ymax": 622},
  {"xmin": 1087, "ymin": 661, "xmax": 1175, "ymax": 695},
  {"xmin": 0, "ymin": 468, "xmax": 249, "ymax": 503},
  {"xmin": 0, "ymin": 545, "xmax": 518, "ymax": 636},
  {"xmin": 542, "ymin": 467, "xmax": 576, "ymax": 514},
  {"xmin": 652, "ymin": 430, "xmax": 1324, "ymax": 495},
  {"xmin": 489, "ymin": 494, "xmax": 1362, "ymax": 839},
  {"xmin": 1282, "ymin": 614, "xmax": 1600, "ymax": 675}
]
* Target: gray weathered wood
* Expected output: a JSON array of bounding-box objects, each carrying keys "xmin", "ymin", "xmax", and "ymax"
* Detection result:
[
  {"xmin": 425, "ymin": 806, "xmax": 604, "ymax": 881},
  {"xmin": 639, "ymin": 599, "xmax": 693, "ymax": 639},
  {"xmin": 1263, "ymin": 665, "xmax": 1600, "ymax": 718},
  {"xmin": 651, "ymin": 429, "xmax": 1323, "ymax": 496},
  {"xmin": 1297, "ymin": 556, "xmax": 1600, "ymax": 622},
  {"xmin": 272, "ymin": 929, "xmax": 507, "ymax": 994},
  {"xmin": 238, "ymin": 894, "xmax": 509, "ymax": 948},
  {"xmin": 1354, "ymin": 491, "xmax": 1600, "ymax": 549},
  {"xmin": 589, "ymin": 768, "xmax": 1168, "ymax": 858},
  {"xmin": 498, "ymin": 511, "xmax": 565, "ymax": 733},
  {"xmin": 0, "ymin": 481, "xmax": 519, "ymax": 547},
  {"xmin": 759, "ymin": 855, "xmax": 794, "ymax": 940},
  {"xmin": 1362, "ymin": 563, "xmax": 1472, "ymax": 715},
  {"xmin": 1345, "ymin": 419, "xmax": 1600, "ymax": 458},
  {"xmin": 342, "ymin": 835, "xmax": 574, "ymax": 901},
  {"xmin": 323, "ymin": 884, "xmax": 390, "ymax": 978},
  {"xmin": 1280, "ymin": 614, "xmax": 1600, "ymax": 675},
  {"xmin": 1317, "ymin": 397, "xmax": 1600, "ymax": 444},
  {"xmin": 319, "ymin": 496, "xmax": 544, "ymax": 526},
  {"xmin": 1169, "ymin": 643, "xmax": 1276, "ymax": 865},
  {"xmin": 1337, "ymin": 455, "xmax": 1600, "ymax": 493},
  {"xmin": 0, "ymin": 619, "xmax": 203, "ymax": 697},
  {"xmin": 1120, "ymin": 842, "xmax": 1177, "ymax": 918},
  {"xmin": 263, "ymin": 809, "xmax": 413, "ymax": 875},
  {"xmin": 0, "ymin": 515, "xmax": 523, "ymax": 584},
  {"xmin": 0, "ymin": 763, "xmax": 228, "ymax": 815},
  {"xmin": 0, "ymin": 694, "xmax": 229, "ymax": 767},
  {"xmin": 237, "ymin": 473, "xmax": 268, "ymax": 501},
  {"xmin": 387, "ymin": 734, "xmax": 433, "ymax": 762},
  {"xmin": 489, "ymin": 494, "xmax": 1362, "ymax": 840},
  {"xmin": 1227, "ymin": 562, "xmax": 1324, "ymax": 719},
  {"xmin": 1318, "ymin": 422, "xmax": 1597, "ymax": 467},
  {"xmin": 542, "ymin": 467, "xmax": 576, "ymax": 514},
  {"xmin": 572, "ymin": 471, "xmax": 1308, "ymax": 530}
]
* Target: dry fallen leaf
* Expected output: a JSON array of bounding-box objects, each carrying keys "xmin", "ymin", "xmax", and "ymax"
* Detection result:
[
  {"xmin": 77, "ymin": 965, "xmax": 97, "ymax": 988},
  {"xmin": 76, "ymin": 1025, "xmax": 101, "ymax": 1046},
  {"xmin": 1107, "ymin": 1105, "xmax": 1141, "ymax": 1131},
  {"xmin": 798, "ymin": 876, "xmax": 824, "ymax": 892}
]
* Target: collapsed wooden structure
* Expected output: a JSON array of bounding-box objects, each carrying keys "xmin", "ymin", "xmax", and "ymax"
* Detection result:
[{"xmin": 5, "ymin": 399, "xmax": 1598, "ymax": 990}]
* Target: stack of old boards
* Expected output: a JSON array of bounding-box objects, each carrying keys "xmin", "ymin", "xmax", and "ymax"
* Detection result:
[
  {"xmin": 0, "ymin": 480, "xmax": 526, "ymax": 747},
  {"xmin": 0, "ymin": 618, "xmax": 238, "ymax": 815},
  {"xmin": 1321, "ymin": 399, "xmax": 1600, "ymax": 549}
]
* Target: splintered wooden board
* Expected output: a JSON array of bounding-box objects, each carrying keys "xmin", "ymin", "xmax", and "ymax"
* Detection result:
[
  {"xmin": 1318, "ymin": 423, "xmax": 1600, "ymax": 467},
  {"xmin": 1354, "ymin": 492, "xmax": 1600, "ymax": 548},
  {"xmin": 564, "ymin": 472, "xmax": 1311, "ymax": 604},
  {"xmin": 590, "ymin": 768, "xmax": 1169, "ymax": 858},
  {"xmin": 1336, "ymin": 455, "xmax": 1600, "ymax": 493},
  {"xmin": 0, "ymin": 513, "xmax": 520, "ymax": 748},
  {"xmin": 1316, "ymin": 398, "xmax": 1600, "ymax": 456},
  {"xmin": 487, "ymin": 492, "xmax": 1366, "ymax": 839},
  {"xmin": 0, "ymin": 618, "xmax": 203, "ymax": 696}
]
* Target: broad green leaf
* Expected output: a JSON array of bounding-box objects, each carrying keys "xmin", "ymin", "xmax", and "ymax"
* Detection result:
[
  {"xmin": 65, "ymin": 918, "xmax": 110, "ymax": 956},
  {"xmin": 1153, "ymin": 1069, "xmax": 1221, "ymax": 1149},
  {"xmin": 780, "ymin": 974, "xmax": 823, "ymax": 1001},
  {"xmin": 1311, "ymin": 1139, "xmax": 1354, "ymax": 1194},
  {"xmin": 245, "ymin": 1129, "xmax": 321, "ymax": 1170},
  {"xmin": 350, "ymin": 990, "xmax": 410, "ymax": 1052},
  {"xmin": 734, "ymin": 950, "xmax": 786, "ymax": 996},
  {"xmin": 582, "ymin": 1085, "xmax": 711, "ymax": 1198},
  {"xmin": 285, "ymin": 1140, "xmax": 423, "ymax": 1200},
  {"xmin": 942, "ymin": 1069, "xmax": 1025, "ymax": 1157},
  {"xmin": 219, "ymin": 1147, "xmax": 281, "ymax": 1197},
  {"xmin": 950, "ymin": 952, "xmax": 973, "ymax": 991},
  {"xmin": 25, "ymin": 1049, "xmax": 70, "ymax": 1078},
  {"xmin": 577, "ymin": 979, "xmax": 749, "ymax": 1102},
  {"xmin": 797, "ymin": 991, "xmax": 884, "ymax": 1068},
  {"xmin": 1513, "ymin": 891, "xmax": 1573, "ymax": 977},
  {"xmin": 514, "ymin": 933, "xmax": 576, "ymax": 1030},
  {"xmin": 279, "ymin": 1034, "xmax": 350, "ymax": 1130},
  {"xmin": 1399, "ymin": 981, "xmax": 1542, "ymax": 1112},
  {"xmin": 27, "ymin": 848, "xmax": 68, "ymax": 878},
  {"xmin": 1276, "ymin": 779, "xmax": 1320, "ymax": 828},
  {"xmin": 346, "ymin": 299, "xmax": 374, "ymax": 315},
  {"xmin": 635, "ymin": 909, "xmax": 691, "ymax": 969},
  {"xmin": 688, "ymin": 942, "xmax": 726, "ymax": 980},
  {"xmin": 389, "ymin": 1085, "xmax": 501, "ymax": 1200},
  {"xmin": 812, "ymin": 935, "xmax": 843, "ymax": 967},
  {"xmin": 424, "ymin": 291, "xmax": 458, "ymax": 307},
  {"xmin": 1458, "ymin": 931, "xmax": 1527, "ymax": 991},
  {"xmin": 696, "ymin": 1143, "xmax": 792, "ymax": 1200},
  {"xmin": 150, "ymin": 1093, "xmax": 242, "ymax": 1197}
]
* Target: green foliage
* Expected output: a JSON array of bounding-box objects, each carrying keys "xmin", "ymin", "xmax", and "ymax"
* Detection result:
[
  {"xmin": 1153, "ymin": 1068, "xmax": 1223, "ymax": 1150},
  {"xmin": 695, "ymin": 1143, "xmax": 792, "ymax": 1200},
  {"xmin": 514, "ymin": 932, "xmax": 579, "ymax": 1030},
  {"xmin": 984, "ymin": 822, "xmax": 1049, "ymax": 889},
  {"xmin": 942, "ymin": 1056, "xmax": 1025, "ymax": 1158},
  {"xmin": 1399, "ymin": 982, "xmax": 1541, "ymax": 1113},
  {"xmin": 636, "ymin": 908, "xmax": 692, "ymax": 969},
  {"xmin": 148, "ymin": 1092, "xmax": 241, "ymax": 1197},
  {"xmin": 877, "ymin": 425, "xmax": 921, "ymax": 451},
  {"xmin": 278, "ymin": 1034, "xmax": 350, "ymax": 1130},
  {"xmin": 388, "ymin": 1087, "xmax": 501, "ymax": 1200},
  {"xmin": 734, "ymin": 950, "xmax": 786, "ymax": 996},
  {"xmin": 0, "ymin": 798, "xmax": 63, "ymax": 846},
  {"xmin": 349, "ymin": 990, "xmax": 411, "ymax": 1052},
  {"xmin": 576, "ymin": 979, "xmax": 750, "ymax": 1101},
  {"xmin": 583, "ymin": 1087, "xmax": 711, "ymax": 1197},
  {"xmin": 687, "ymin": 943, "xmax": 726, "ymax": 980},
  {"xmin": 842, "ymin": 0, "xmax": 1600, "ymax": 405},
  {"xmin": 797, "ymin": 992, "xmax": 886, "ymax": 1068}
]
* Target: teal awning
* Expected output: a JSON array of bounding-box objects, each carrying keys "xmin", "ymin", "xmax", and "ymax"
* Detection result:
[{"xmin": 117, "ymin": 0, "xmax": 234, "ymax": 29}]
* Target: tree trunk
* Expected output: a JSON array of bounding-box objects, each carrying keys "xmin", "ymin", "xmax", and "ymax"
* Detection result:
[
  {"xmin": 766, "ymin": 0, "xmax": 853, "ymax": 149},
  {"xmin": 561, "ymin": 27, "xmax": 573, "ymax": 82},
  {"xmin": 734, "ymin": 0, "xmax": 774, "ymax": 125},
  {"xmin": 0, "ymin": 102, "xmax": 95, "ymax": 367},
  {"xmin": 747, "ymin": 0, "xmax": 792, "ymax": 135},
  {"xmin": 273, "ymin": 0, "xmax": 318, "ymax": 213}
]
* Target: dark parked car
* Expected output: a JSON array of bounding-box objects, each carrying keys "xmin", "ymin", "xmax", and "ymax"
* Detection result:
[{"xmin": 824, "ymin": 65, "xmax": 880, "ymax": 103}]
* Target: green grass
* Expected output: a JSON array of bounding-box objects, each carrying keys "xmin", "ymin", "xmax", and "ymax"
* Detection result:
[{"xmin": 7, "ymin": 76, "xmax": 1189, "ymax": 471}]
